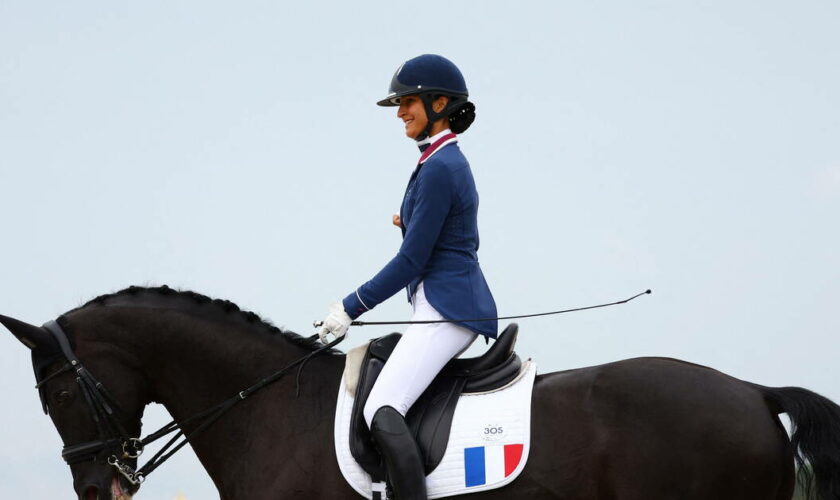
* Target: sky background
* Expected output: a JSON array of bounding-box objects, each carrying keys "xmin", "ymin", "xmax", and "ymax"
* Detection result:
[{"xmin": 1, "ymin": 1, "xmax": 838, "ymax": 498}]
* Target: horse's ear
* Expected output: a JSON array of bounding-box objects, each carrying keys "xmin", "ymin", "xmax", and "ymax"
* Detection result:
[{"xmin": 0, "ymin": 314, "xmax": 53, "ymax": 350}]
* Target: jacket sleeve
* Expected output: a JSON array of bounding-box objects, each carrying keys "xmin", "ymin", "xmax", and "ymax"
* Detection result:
[{"xmin": 342, "ymin": 162, "xmax": 452, "ymax": 319}]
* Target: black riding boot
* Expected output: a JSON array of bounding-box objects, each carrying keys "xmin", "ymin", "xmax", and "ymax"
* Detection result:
[{"xmin": 370, "ymin": 406, "xmax": 427, "ymax": 500}]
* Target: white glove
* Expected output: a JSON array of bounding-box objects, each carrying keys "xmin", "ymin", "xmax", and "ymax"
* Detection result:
[{"xmin": 317, "ymin": 302, "xmax": 352, "ymax": 344}]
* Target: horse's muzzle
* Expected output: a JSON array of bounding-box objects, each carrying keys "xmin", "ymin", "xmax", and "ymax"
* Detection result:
[{"xmin": 73, "ymin": 467, "xmax": 134, "ymax": 500}]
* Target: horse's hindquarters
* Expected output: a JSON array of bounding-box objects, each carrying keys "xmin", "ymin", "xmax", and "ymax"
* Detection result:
[{"xmin": 518, "ymin": 358, "xmax": 794, "ymax": 500}]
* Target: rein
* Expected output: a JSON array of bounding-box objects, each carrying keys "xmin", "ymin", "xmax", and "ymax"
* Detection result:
[{"xmin": 40, "ymin": 321, "xmax": 344, "ymax": 488}]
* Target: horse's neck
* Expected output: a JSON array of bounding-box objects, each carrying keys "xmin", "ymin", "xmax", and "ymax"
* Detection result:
[
  {"xmin": 124, "ymin": 310, "xmax": 346, "ymax": 490},
  {"xmin": 131, "ymin": 312, "xmax": 336, "ymax": 414}
]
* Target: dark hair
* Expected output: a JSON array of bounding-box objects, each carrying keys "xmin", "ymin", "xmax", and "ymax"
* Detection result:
[{"xmin": 448, "ymin": 101, "xmax": 475, "ymax": 134}]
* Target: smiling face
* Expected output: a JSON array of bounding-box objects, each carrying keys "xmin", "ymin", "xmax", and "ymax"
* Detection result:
[{"xmin": 396, "ymin": 94, "xmax": 450, "ymax": 139}]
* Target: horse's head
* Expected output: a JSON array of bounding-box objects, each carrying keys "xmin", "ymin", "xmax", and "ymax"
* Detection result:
[{"xmin": 1, "ymin": 313, "xmax": 150, "ymax": 500}]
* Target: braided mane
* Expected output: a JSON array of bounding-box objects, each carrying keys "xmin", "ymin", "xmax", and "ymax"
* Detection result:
[{"xmin": 68, "ymin": 285, "xmax": 336, "ymax": 354}]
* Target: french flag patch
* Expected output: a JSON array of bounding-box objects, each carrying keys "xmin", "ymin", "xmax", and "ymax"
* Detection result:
[{"xmin": 463, "ymin": 444, "xmax": 524, "ymax": 487}]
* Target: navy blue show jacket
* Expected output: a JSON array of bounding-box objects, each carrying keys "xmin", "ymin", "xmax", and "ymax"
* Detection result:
[{"xmin": 342, "ymin": 140, "xmax": 498, "ymax": 338}]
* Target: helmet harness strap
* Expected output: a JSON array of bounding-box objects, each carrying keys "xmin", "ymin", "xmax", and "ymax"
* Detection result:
[{"xmin": 416, "ymin": 93, "xmax": 450, "ymax": 142}]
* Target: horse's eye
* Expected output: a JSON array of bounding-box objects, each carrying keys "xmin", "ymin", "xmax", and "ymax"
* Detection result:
[{"xmin": 54, "ymin": 389, "xmax": 73, "ymax": 406}]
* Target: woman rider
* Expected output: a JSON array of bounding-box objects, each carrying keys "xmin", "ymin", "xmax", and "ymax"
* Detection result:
[{"xmin": 318, "ymin": 54, "xmax": 498, "ymax": 500}]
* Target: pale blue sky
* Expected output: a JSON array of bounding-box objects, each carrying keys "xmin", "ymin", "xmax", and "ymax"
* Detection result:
[{"xmin": 1, "ymin": 1, "xmax": 838, "ymax": 498}]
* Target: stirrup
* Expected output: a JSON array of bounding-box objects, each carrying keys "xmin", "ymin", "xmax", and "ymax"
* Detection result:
[{"xmin": 371, "ymin": 481, "xmax": 388, "ymax": 500}]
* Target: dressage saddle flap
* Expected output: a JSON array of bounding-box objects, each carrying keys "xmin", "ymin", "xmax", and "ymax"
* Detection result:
[
  {"xmin": 349, "ymin": 324, "xmax": 523, "ymax": 478},
  {"xmin": 368, "ymin": 333, "xmax": 401, "ymax": 360}
]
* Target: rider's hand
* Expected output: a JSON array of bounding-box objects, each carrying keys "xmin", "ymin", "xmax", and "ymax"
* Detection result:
[
  {"xmin": 392, "ymin": 214, "xmax": 402, "ymax": 228},
  {"xmin": 317, "ymin": 302, "xmax": 352, "ymax": 344}
]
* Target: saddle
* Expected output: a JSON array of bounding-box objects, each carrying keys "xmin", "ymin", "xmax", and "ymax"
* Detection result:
[{"xmin": 349, "ymin": 324, "xmax": 522, "ymax": 480}]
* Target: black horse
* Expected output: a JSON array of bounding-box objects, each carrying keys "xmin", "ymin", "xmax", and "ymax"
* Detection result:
[{"xmin": 2, "ymin": 285, "xmax": 839, "ymax": 500}]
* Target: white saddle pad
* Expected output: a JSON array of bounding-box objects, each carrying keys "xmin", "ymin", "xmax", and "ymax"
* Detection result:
[{"xmin": 334, "ymin": 359, "xmax": 537, "ymax": 499}]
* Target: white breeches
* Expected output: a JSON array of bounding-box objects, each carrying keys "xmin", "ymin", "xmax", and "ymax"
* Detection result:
[{"xmin": 363, "ymin": 282, "xmax": 478, "ymax": 428}]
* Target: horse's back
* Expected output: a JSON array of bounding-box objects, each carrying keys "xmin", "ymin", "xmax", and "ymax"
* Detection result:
[{"xmin": 496, "ymin": 357, "xmax": 795, "ymax": 500}]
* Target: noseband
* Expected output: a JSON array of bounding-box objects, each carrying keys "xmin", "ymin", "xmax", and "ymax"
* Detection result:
[{"xmin": 36, "ymin": 320, "xmax": 343, "ymax": 489}]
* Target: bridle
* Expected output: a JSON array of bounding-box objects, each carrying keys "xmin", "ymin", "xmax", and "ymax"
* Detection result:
[
  {"xmin": 37, "ymin": 320, "xmax": 343, "ymax": 489},
  {"xmin": 40, "ymin": 321, "xmax": 143, "ymax": 473}
]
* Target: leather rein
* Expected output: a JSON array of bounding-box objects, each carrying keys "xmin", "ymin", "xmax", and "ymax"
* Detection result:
[{"xmin": 38, "ymin": 320, "xmax": 344, "ymax": 488}]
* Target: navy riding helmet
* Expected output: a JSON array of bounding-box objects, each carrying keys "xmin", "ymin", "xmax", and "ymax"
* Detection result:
[{"xmin": 378, "ymin": 54, "xmax": 476, "ymax": 140}]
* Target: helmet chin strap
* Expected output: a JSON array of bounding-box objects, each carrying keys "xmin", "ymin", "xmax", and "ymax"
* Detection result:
[{"xmin": 414, "ymin": 93, "xmax": 448, "ymax": 141}]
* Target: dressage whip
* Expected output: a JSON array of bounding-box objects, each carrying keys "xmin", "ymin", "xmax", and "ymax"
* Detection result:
[{"xmin": 314, "ymin": 289, "xmax": 652, "ymax": 328}]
